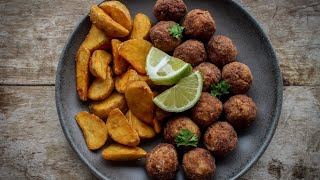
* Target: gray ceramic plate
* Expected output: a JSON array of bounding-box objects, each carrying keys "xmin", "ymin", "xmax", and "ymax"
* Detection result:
[{"xmin": 56, "ymin": 0, "xmax": 283, "ymax": 179}]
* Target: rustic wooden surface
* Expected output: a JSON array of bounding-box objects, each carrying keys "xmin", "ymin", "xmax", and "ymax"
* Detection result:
[{"xmin": 0, "ymin": 0, "xmax": 319, "ymax": 179}]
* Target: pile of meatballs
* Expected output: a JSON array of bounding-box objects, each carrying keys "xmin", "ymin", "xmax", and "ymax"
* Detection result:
[{"xmin": 146, "ymin": 0, "xmax": 257, "ymax": 179}]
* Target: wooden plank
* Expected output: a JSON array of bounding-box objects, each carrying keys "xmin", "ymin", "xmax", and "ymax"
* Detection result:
[
  {"xmin": 0, "ymin": 0, "xmax": 319, "ymax": 85},
  {"xmin": 0, "ymin": 86, "xmax": 319, "ymax": 179}
]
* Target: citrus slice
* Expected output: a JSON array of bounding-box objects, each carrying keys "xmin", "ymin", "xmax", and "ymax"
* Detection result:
[
  {"xmin": 146, "ymin": 47, "xmax": 192, "ymax": 86},
  {"xmin": 153, "ymin": 71, "xmax": 203, "ymax": 112}
]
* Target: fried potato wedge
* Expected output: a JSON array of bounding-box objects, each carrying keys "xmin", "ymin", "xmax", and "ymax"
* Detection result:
[
  {"xmin": 125, "ymin": 81, "xmax": 154, "ymax": 124},
  {"xmin": 111, "ymin": 39, "xmax": 128, "ymax": 75},
  {"xmin": 89, "ymin": 50, "xmax": 112, "ymax": 79},
  {"xmin": 75, "ymin": 111, "xmax": 108, "ymax": 150},
  {"xmin": 76, "ymin": 47, "xmax": 91, "ymax": 101},
  {"xmin": 81, "ymin": 25, "xmax": 111, "ymax": 52},
  {"xmin": 119, "ymin": 39, "xmax": 152, "ymax": 74},
  {"xmin": 106, "ymin": 108, "xmax": 140, "ymax": 146},
  {"xmin": 101, "ymin": 144, "xmax": 146, "ymax": 161},
  {"xmin": 90, "ymin": 5, "xmax": 129, "ymax": 37},
  {"xmin": 115, "ymin": 69, "xmax": 140, "ymax": 93},
  {"xmin": 126, "ymin": 110, "xmax": 156, "ymax": 139},
  {"xmin": 153, "ymin": 118, "xmax": 162, "ymax": 134},
  {"xmin": 90, "ymin": 92, "xmax": 127, "ymax": 119},
  {"xmin": 88, "ymin": 67, "xmax": 114, "ymax": 100},
  {"xmin": 99, "ymin": 1, "xmax": 132, "ymax": 32},
  {"xmin": 129, "ymin": 13, "xmax": 152, "ymax": 40}
]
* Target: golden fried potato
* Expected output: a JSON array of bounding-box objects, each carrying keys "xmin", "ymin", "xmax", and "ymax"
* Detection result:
[
  {"xmin": 75, "ymin": 111, "xmax": 108, "ymax": 150},
  {"xmin": 111, "ymin": 39, "xmax": 128, "ymax": 75},
  {"xmin": 129, "ymin": 13, "xmax": 152, "ymax": 40},
  {"xmin": 115, "ymin": 69, "xmax": 140, "ymax": 93},
  {"xmin": 76, "ymin": 47, "xmax": 91, "ymax": 101},
  {"xmin": 106, "ymin": 108, "xmax": 140, "ymax": 146},
  {"xmin": 125, "ymin": 81, "xmax": 154, "ymax": 124},
  {"xmin": 99, "ymin": 1, "xmax": 132, "ymax": 32},
  {"xmin": 153, "ymin": 118, "xmax": 162, "ymax": 134},
  {"xmin": 90, "ymin": 5, "xmax": 129, "ymax": 37},
  {"xmin": 126, "ymin": 110, "xmax": 156, "ymax": 139},
  {"xmin": 90, "ymin": 92, "xmax": 127, "ymax": 119},
  {"xmin": 88, "ymin": 67, "xmax": 114, "ymax": 100},
  {"xmin": 81, "ymin": 25, "xmax": 111, "ymax": 52},
  {"xmin": 89, "ymin": 50, "xmax": 112, "ymax": 79},
  {"xmin": 119, "ymin": 39, "xmax": 152, "ymax": 74},
  {"xmin": 101, "ymin": 143, "xmax": 146, "ymax": 161}
]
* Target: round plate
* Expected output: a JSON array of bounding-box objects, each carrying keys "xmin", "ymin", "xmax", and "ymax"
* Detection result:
[{"xmin": 56, "ymin": 0, "xmax": 283, "ymax": 179}]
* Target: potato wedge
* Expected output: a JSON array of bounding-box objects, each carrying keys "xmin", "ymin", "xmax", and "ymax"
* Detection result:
[
  {"xmin": 76, "ymin": 47, "xmax": 91, "ymax": 101},
  {"xmin": 119, "ymin": 39, "xmax": 152, "ymax": 74},
  {"xmin": 90, "ymin": 5, "xmax": 129, "ymax": 37},
  {"xmin": 81, "ymin": 25, "xmax": 111, "ymax": 52},
  {"xmin": 111, "ymin": 39, "xmax": 128, "ymax": 75},
  {"xmin": 153, "ymin": 118, "xmax": 162, "ymax": 134},
  {"xmin": 101, "ymin": 143, "xmax": 146, "ymax": 161},
  {"xmin": 75, "ymin": 111, "xmax": 108, "ymax": 150},
  {"xmin": 88, "ymin": 67, "xmax": 114, "ymax": 100},
  {"xmin": 90, "ymin": 92, "xmax": 127, "ymax": 119},
  {"xmin": 115, "ymin": 69, "xmax": 140, "ymax": 93},
  {"xmin": 106, "ymin": 108, "xmax": 140, "ymax": 146},
  {"xmin": 125, "ymin": 81, "xmax": 154, "ymax": 124},
  {"xmin": 99, "ymin": 1, "xmax": 132, "ymax": 32},
  {"xmin": 89, "ymin": 50, "xmax": 112, "ymax": 79},
  {"xmin": 126, "ymin": 110, "xmax": 156, "ymax": 139},
  {"xmin": 129, "ymin": 13, "xmax": 152, "ymax": 40}
]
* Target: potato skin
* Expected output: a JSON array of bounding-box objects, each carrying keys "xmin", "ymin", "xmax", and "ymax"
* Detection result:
[
  {"xmin": 76, "ymin": 47, "xmax": 91, "ymax": 101},
  {"xmin": 129, "ymin": 13, "xmax": 152, "ymax": 40},
  {"xmin": 101, "ymin": 143, "xmax": 147, "ymax": 161},
  {"xmin": 146, "ymin": 143, "xmax": 179, "ymax": 180}
]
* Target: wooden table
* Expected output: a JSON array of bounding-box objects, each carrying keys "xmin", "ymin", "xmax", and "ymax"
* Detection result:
[{"xmin": 1, "ymin": 0, "xmax": 319, "ymax": 179}]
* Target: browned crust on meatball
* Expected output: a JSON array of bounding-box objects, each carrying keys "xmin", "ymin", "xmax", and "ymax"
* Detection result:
[
  {"xmin": 183, "ymin": 148, "xmax": 216, "ymax": 180},
  {"xmin": 146, "ymin": 143, "xmax": 179, "ymax": 180},
  {"xmin": 173, "ymin": 40, "xmax": 207, "ymax": 67},
  {"xmin": 223, "ymin": 95, "xmax": 257, "ymax": 129},
  {"xmin": 191, "ymin": 92, "xmax": 223, "ymax": 129},
  {"xmin": 153, "ymin": 0, "xmax": 187, "ymax": 22},
  {"xmin": 150, "ymin": 21, "xmax": 182, "ymax": 52},
  {"xmin": 204, "ymin": 122, "xmax": 238, "ymax": 156},
  {"xmin": 207, "ymin": 35, "xmax": 238, "ymax": 67},
  {"xmin": 222, "ymin": 62, "xmax": 253, "ymax": 94},
  {"xmin": 182, "ymin": 9, "xmax": 216, "ymax": 41},
  {"xmin": 194, "ymin": 62, "xmax": 221, "ymax": 92}
]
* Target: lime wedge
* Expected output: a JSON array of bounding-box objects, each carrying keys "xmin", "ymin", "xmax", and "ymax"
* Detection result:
[
  {"xmin": 153, "ymin": 71, "xmax": 203, "ymax": 112},
  {"xmin": 146, "ymin": 47, "xmax": 192, "ymax": 86}
]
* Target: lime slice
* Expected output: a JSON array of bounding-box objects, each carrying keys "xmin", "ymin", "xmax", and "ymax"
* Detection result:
[
  {"xmin": 146, "ymin": 47, "xmax": 192, "ymax": 86},
  {"xmin": 153, "ymin": 71, "xmax": 203, "ymax": 112}
]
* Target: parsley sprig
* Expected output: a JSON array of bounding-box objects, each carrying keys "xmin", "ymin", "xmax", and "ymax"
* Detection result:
[
  {"xmin": 210, "ymin": 81, "xmax": 231, "ymax": 99},
  {"xmin": 175, "ymin": 129, "xmax": 198, "ymax": 147},
  {"xmin": 169, "ymin": 24, "xmax": 184, "ymax": 40}
]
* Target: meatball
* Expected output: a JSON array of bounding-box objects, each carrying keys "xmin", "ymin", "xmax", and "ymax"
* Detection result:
[
  {"xmin": 191, "ymin": 92, "xmax": 223, "ymax": 129},
  {"xmin": 173, "ymin": 40, "xmax": 207, "ymax": 67},
  {"xmin": 204, "ymin": 122, "xmax": 238, "ymax": 156},
  {"xmin": 223, "ymin": 95, "xmax": 257, "ymax": 129},
  {"xmin": 222, "ymin": 62, "xmax": 253, "ymax": 94},
  {"xmin": 194, "ymin": 62, "xmax": 221, "ymax": 92},
  {"xmin": 146, "ymin": 143, "xmax": 179, "ymax": 180},
  {"xmin": 150, "ymin": 21, "xmax": 182, "ymax": 52},
  {"xmin": 207, "ymin": 35, "xmax": 238, "ymax": 67},
  {"xmin": 183, "ymin": 148, "xmax": 216, "ymax": 180},
  {"xmin": 153, "ymin": 0, "xmax": 187, "ymax": 22},
  {"xmin": 182, "ymin": 9, "xmax": 216, "ymax": 41},
  {"xmin": 164, "ymin": 116, "xmax": 201, "ymax": 149}
]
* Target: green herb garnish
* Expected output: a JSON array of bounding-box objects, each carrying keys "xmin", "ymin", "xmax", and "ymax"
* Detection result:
[
  {"xmin": 169, "ymin": 24, "xmax": 184, "ymax": 40},
  {"xmin": 210, "ymin": 81, "xmax": 231, "ymax": 99},
  {"xmin": 175, "ymin": 129, "xmax": 198, "ymax": 147}
]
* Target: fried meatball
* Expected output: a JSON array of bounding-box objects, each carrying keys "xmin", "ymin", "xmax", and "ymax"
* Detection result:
[
  {"xmin": 182, "ymin": 9, "xmax": 216, "ymax": 41},
  {"xmin": 204, "ymin": 122, "xmax": 238, "ymax": 156},
  {"xmin": 146, "ymin": 143, "xmax": 179, "ymax": 180},
  {"xmin": 194, "ymin": 62, "xmax": 221, "ymax": 92},
  {"xmin": 173, "ymin": 40, "xmax": 207, "ymax": 67},
  {"xmin": 223, "ymin": 95, "xmax": 257, "ymax": 129},
  {"xmin": 164, "ymin": 116, "xmax": 201, "ymax": 149},
  {"xmin": 207, "ymin": 35, "xmax": 238, "ymax": 67},
  {"xmin": 183, "ymin": 148, "xmax": 216, "ymax": 180},
  {"xmin": 222, "ymin": 62, "xmax": 253, "ymax": 94},
  {"xmin": 153, "ymin": 0, "xmax": 187, "ymax": 22},
  {"xmin": 150, "ymin": 21, "xmax": 182, "ymax": 52},
  {"xmin": 191, "ymin": 92, "xmax": 223, "ymax": 129}
]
